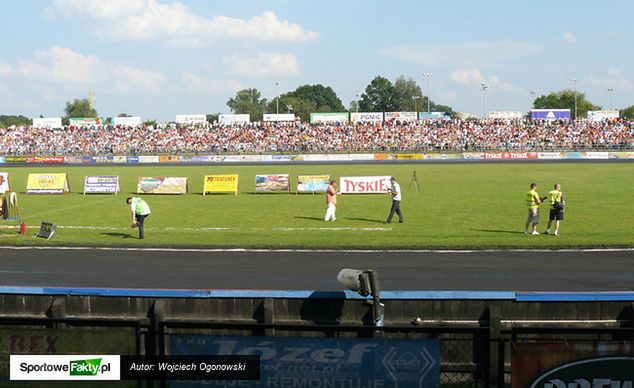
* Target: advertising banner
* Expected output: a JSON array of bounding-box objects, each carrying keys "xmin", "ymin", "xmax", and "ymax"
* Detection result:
[
  {"xmin": 255, "ymin": 174, "xmax": 290, "ymax": 193},
  {"xmin": 538, "ymin": 152, "xmax": 562, "ymax": 160},
  {"xmin": 138, "ymin": 155, "xmax": 159, "ymax": 164},
  {"xmin": 488, "ymin": 111, "xmax": 523, "ymax": 119},
  {"xmin": 588, "ymin": 109, "xmax": 619, "ymax": 121},
  {"xmin": 218, "ymin": 114, "xmax": 250, "ymax": 124},
  {"xmin": 0, "ymin": 173, "xmax": 10, "ymax": 194},
  {"xmin": 112, "ymin": 116, "xmax": 142, "ymax": 126},
  {"xmin": 29, "ymin": 156, "xmax": 65, "ymax": 164},
  {"xmin": 137, "ymin": 177, "xmax": 187, "ymax": 194},
  {"xmin": 582, "ymin": 151, "xmax": 610, "ymax": 160},
  {"xmin": 69, "ymin": 117, "xmax": 103, "ymax": 126},
  {"xmin": 309, "ymin": 112, "xmax": 349, "ymax": 124},
  {"xmin": 32, "ymin": 117, "xmax": 62, "ymax": 129},
  {"xmin": 384, "ymin": 112, "xmax": 417, "ymax": 122},
  {"xmin": 340, "ymin": 176, "xmax": 391, "ymax": 194},
  {"xmin": 203, "ymin": 175, "xmax": 239, "ymax": 195},
  {"xmin": 169, "ymin": 334, "xmax": 440, "ymax": 388},
  {"xmin": 159, "ymin": 155, "xmax": 179, "ymax": 163},
  {"xmin": 297, "ymin": 175, "xmax": 330, "ymax": 193},
  {"xmin": 26, "ymin": 173, "xmax": 70, "ymax": 194},
  {"xmin": 512, "ymin": 341, "xmax": 634, "ymax": 388},
  {"xmin": 263, "ymin": 113, "xmax": 296, "ymax": 122},
  {"xmin": 610, "ymin": 151, "xmax": 634, "ymax": 159},
  {"xmin": 83, "ymin": 176, "xmax": 120, "ymax": 195},
  {"xmin": 5, "ymin": 156, "xmax": 26, "ymax": 163},
  {"xmin": 418, "ymin": 112, "xmax": 447, "ymax": 120},
  {"xmin": 530, "ymin": 109, "xmax": 571, "ymax": 120},
  {"xmin": 350, "ymin": 112, "xmax": 383, "ymax": 123},
  {"xmin": 175, "ymin": 114, "xmax": 206, "ymax": 124},
  {"xmin": 394, "ymin": 153, "xmax": 423, "ymax": 161}
]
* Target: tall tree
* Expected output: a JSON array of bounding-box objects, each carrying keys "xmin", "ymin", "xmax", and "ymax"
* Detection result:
[
  {"xmin": 393, "ymin": 76, "xmax": 424, "ymax": 111},
  {"xmin": 359, "ymin": 76, "xmax": 397, "ymax": 112},
  {"xmin": 285, "ymin": 84, "xmax": 345, "ymax": 112},
  {"xmin": 226, "ymin": 88, "xmax": 267, "ymax": 121},
  {"xmin": 619, "ymin": 105, "xmax": 634, "ymax": 119},
  {"xmin": 0, "ymin": 115, "xmax": 31, "ymax": 128},
  {"xmin": 64, "ymin": 98, "xmax": 98, "ymax": 118},
  {"xmin": 533, "ymin": 89, "xmax": 601, "ymax": 119},
  {"xmin": 266, "ymin": 96, "xmax": 314, "ymax": 122}
]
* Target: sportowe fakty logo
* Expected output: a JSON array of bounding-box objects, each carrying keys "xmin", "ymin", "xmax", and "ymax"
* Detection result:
[{"xmin": 10, "ymin": 355, "xmax": 121, "ymax": 381}]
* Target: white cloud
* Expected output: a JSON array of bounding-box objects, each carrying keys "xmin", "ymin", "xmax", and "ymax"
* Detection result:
[
  {"xmin": 588, "ymin": 68, "xmax": 633, "ymax": 91},
  {"xmin": 383, "ymin": 41, "xmax": 541, "ymax": 67},
  {"xmin": 112, "ymin": 64, "xmax": 166, "ymax": 93},
  {"xmin": 17, "ymin": 46, "xmax": 166, "ymax": 93},
  {"xmin": 50, "ymin": 0, "xmax": 318, "ymax": 46},
  {"xmin": 181, "ymin": 72, "xmax": 243, "ymax": 94},
  {"xmin": 0, "ymin": 63, "xmax": 12, "ymax": 76},
  {"xmin": 19, "ymin": 46, "xmax": 105, "ymax": 83},
  {"xmin": 560, "ymin": 32, "xmax": 577, "ymax": 43},
  {"xmin": 221, "ymin": 53, "xmax": 299, "ymax": 77},
  {"xmin": 449, "ymin": 67, "xmax": 521, "ymax": 92}
]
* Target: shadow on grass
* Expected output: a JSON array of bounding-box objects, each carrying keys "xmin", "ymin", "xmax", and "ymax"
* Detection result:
[
  {"xmin": 294, "ymin": 216, "xmax": 324, "ymax": 221},
  {"xmin": 346, "ymin": 217, "xmax": 385, "ymax": 224},
  {"xmin": 101, "ymin": 232, "xmax": 135, "ymax": 239},
  {"xmin": 471, "ymin": 229, "xmax": 525, "ymax": 235}
]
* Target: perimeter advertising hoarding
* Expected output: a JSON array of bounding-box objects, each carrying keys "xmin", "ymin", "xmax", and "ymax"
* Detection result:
[
  {"xmin": 203, "ymin": 175, "xmax": 239, "ymax": 195},
  {"xmin": 69, "ymin": 118, "xmax": 103, "ymax": 126},
  {"xmin": 587, "ymin": 109, "xmax": 619, "ymax": 121},
  {"xmin": 384, "ymin": 112, "xmax": 417, "ymax": 122},
  {"xmin": 0, "ymin": 327, "xmax": 136, "ymax": 387},
  {"xmin": 350, "ymin": 112, "xmax": 383, "ymax": 123},
  {"xmin": 263, "ymin": 113, "xmax": 296, "ymax": 122},
  {"xmin": 309, "ymin": 112, "xmax": 349, "ymax": 124},
  {"xmin": 418, "ymin": 112, "xmax": 447, "ymax": 120},
  {"xmin": 512, "ymin": 341, "xmax": 634, "ymax": 388},
  {"xmin": 83, "ymin": 176, "xmax": 119, "ymax": 194},
  {"xmin": 297, "ymin": 175, "xmax": 330, "ymax": 193},
  {"xmin": 112, "ymin": 116, "xmax": 142, "ymax": 126},
  {"xmin": 488, "ymin": 111, "xmax": 523, "ymax": 119},
  {"xmin": 32, "ymin": 117, "xmax": 62, "ymax": 129},
  {"xmin": 169, "ymin": 334, "xmax": 440, "ymax": 388},
  {"xmin": 340, "ymin": 176, "xmax": 391, "ymax": 194},
  {"xmin": 0, "ymin": 173, "xmax": 9, "ymax": 194},
  {"xmin": 484, "ymin": 152, "xmax": 538, "ymax": 160},
  {"xmin": 137, "ymin": 177, "xmax": 187, "ymax": 194},
  {"xmin": 175, "ymin": 114, "xmax": 206, "ymax": 124},
  {"xmin": 218, "ymin": 114, "xmax": 250, "ymax": 124},
  {"xmin": 531, "ymin": 109, "xmax": 571, "ymax": 120},
  {"xmin": 255, "ymin": 174, "xmax": 290, "ymax": 192},
  {"xmin": 26, "ymin": 173, "xmax": 70, "ymax": 194}
]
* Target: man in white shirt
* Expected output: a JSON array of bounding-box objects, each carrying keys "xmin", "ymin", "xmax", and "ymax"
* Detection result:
[
  {"xmin": 126, "ymin": 196, "xmax": 151, "ymax": 239},
  {"xmin": 385, "ymin": 177, "xmax": 404, "ymax": 224}
]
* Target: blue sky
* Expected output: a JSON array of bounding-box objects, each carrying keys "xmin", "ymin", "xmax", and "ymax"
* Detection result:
[{"xmin": 0, "ymin": 0, "xmax": 632, "ymax": 120}]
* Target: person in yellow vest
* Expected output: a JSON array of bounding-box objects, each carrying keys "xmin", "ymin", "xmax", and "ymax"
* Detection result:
[
  {"xmin": 524, "ymin": 183, "xmax": 546, "ymax": 235},
  {"xmin": 127, "ymin": 196, "xmax": 151, "ymax": 239},
  {"xmin": 545, "ymin": 183, "xmax": 565, "ymax": 236}
]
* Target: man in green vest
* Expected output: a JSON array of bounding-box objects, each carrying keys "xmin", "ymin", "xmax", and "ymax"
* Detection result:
[
  {"xmin": 126, "ymin": 196, "xmax": 151, "ymax": 239},
  {"xmin": 545, "ymin": 183, "xmax": 565, "ymax": 236},
  {"xmin": 524, "ymin": 183, "xmax": 545, "ymax": 235}
]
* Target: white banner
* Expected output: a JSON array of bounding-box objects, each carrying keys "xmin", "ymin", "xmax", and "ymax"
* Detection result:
[
  {"xmin": 263, "ymin": 113, "xmax": 296, "ymax": 122},
  {"xmin": 219, "ymin": 114, "xmax": 250, "ymax": 124},
  {"xmin": 175, "ymin": 114, "xmax": 207, "ymax": 124},
  {"xmin": 310, "ymin": 112, "xmax": 349, "ymax": 124},
  {"xmin": 350, "ymin": 112, "xmax": 383, "ymax": 123},
  {"xmin": 32, "ymin": 117, "xmax": 62, "ymax": 129},
  {"xmin": 10, "ymin": 355, "xmax": 120, "ymax": 381},
  {"xmin": 384, "ymin": 112, "xmax": 417, "ymax": 122},
  {"xmin": 339, "ymin": 176, "xmax": 391, "ymax": 194},
  {"xmin": 112, "ymin": 116, "xmax": 142, "ymax": 126},
  {"xmin": 583, "ymin": 152, "xmax": 610, "ymax": 160},
  {"xmin": 587, "ymin": 110, "xmax": 619, "ymax": 121},
  {"xmin": 537, "ymin": 152, "xmax": 562, "ymax": 160},
  {"xmin": 488, "ymin": 111, "xmax": 523, "ymax": 119}
]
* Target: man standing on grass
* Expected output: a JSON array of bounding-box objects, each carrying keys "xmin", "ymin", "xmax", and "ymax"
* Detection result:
[
  {"xmin": 385, "ymin": 177, "xmax": 404, "ymax": 224},
  {"xmin": 127, "ymin": 196, "xmax": 151, "ymax": 239},
  {"xmin": 324, "ymin": 180, "xmax": 338, "ymax": 221},
  {"xmin": 524, "ymin": 183, "xmax": 545, "ymax": 235},
  {"xmin": 545, "ymin": 183, "xmax": 565, "ymax": 236}
]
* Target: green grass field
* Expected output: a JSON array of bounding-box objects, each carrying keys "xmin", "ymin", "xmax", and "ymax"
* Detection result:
[{"xmin": 0, "ymin": 162, "xmax": 631, "ymax": 249}]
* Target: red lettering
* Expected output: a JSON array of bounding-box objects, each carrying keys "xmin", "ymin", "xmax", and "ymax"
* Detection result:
[
  {"xmin": 29, "ymin": 335, "xmax": 43, "ymax": 352},
  {"xmin": 10, "ymin": 335, "xmax": 25, "ymax": 352},
  {"xmin": 45, "ymin": 336, "xmax": 58, "ymax": 353}
]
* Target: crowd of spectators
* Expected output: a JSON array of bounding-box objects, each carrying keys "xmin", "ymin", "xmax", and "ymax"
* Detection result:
[{"xmin": 0, "ymin": 119, "xmax": 631, "ymax": 156}]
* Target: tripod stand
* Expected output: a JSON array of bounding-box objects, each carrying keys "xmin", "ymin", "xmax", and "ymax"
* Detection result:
[{"xmin": 408, "ymin": 171, "xmax": 420, "ymax": 192}]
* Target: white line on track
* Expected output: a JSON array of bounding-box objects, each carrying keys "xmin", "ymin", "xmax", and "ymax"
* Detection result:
[
  {"xmin": 0, "ymin": 246, "xmax": 631, "ymax": 254},
  {"xmin": 0, "ymin": 225, "xmax": 390, "ymax": 232}
]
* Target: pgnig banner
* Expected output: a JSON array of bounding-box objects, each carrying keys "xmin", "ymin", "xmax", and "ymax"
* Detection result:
[{"xmin": 10, "ymin": 355, "xmax": 120, "ymax": 381}]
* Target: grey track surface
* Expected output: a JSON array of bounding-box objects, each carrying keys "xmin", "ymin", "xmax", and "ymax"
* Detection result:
[{"xmin": 0, "ymin": 248, "xmax": 632, "ymax": 291}]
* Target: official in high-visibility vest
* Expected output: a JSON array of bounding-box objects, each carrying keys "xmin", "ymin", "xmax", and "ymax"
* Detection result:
[
  {"xmin": 545, "ymin": 183, "xmax": 565, "ymax": 236},
  {"xmin": 524, "ymin": 183, "xmax": 544, "ymax": 235},
  {"xmin": 126, "ymin": 196, "xmax": 151, "ymax": 239}
]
